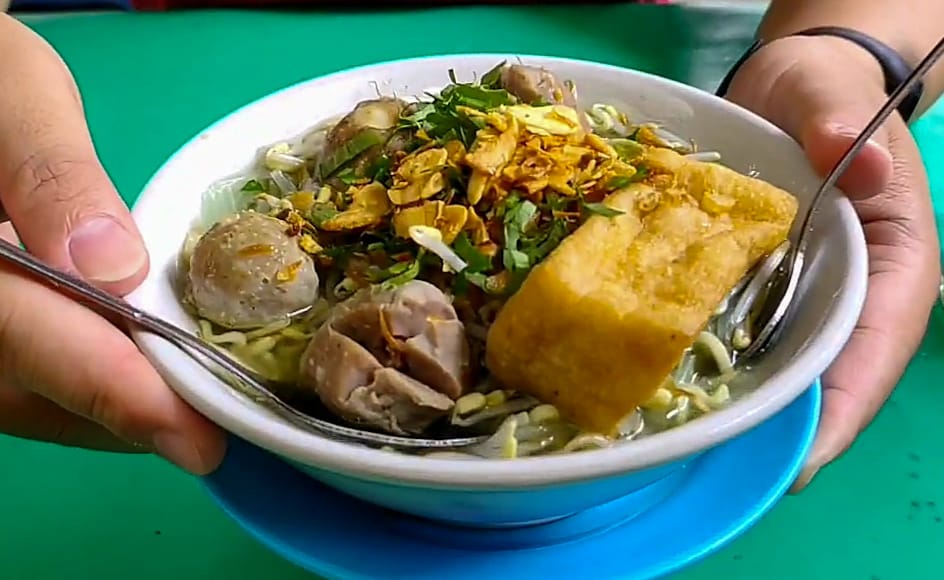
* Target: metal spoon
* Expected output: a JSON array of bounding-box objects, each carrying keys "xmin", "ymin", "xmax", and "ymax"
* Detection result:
[
  {"xmin": 0, "ymin": 237, "xmax": 486, "ymax": 451},
  {"xmin": 729, "ymin": 36, "xmax": 944, "ymax": 361}
]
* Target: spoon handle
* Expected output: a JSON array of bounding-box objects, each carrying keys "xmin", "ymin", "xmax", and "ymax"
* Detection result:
[
  {"xmin": 0, "ymin": 237, "xmax": 276, "ymax": 401},
  {"xmin": 0, "ymin": 237, "xmax": 486, "ymax": 449},
  {"xmin": 795, "ymin": 36, "xmax": 944, "ymax": 251},
  {"xmin": 0, "ymin": 237, "xmax": 358, "ymax": 438}
]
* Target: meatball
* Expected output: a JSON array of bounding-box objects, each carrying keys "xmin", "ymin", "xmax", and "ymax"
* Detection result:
[
  {"xmin": 187, "ymin": 211, "xmax": 319, "ymax": 329},
  {"xmin": 325, "ymin": 97, "xmax": 404, "ymax": 149},
  {"xmin": 499, "ymin": 64, "xmax": 579, "ymax": 108},
  {"xmin": 298, "ymin": 281, "xmax": 471, "ymax": 435},
  {"xmin": 320, "ymin": 97, "xmax": 407, "ymax": 182}
]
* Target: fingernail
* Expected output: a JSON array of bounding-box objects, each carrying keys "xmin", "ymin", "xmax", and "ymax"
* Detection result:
[
  {"xmin": 68, "ymin": 216, "xmax": 146, "ymax": 283},
  {"xmin": 153, "ymin": 431, "xmax": 209, "ymax": 474}
]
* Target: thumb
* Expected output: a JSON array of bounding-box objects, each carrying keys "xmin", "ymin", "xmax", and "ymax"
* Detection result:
[
  {"xmin": 0, "ymin": 17, "xmax": 148, "ymax": 294},
  {"xmin": 799, "ymin": 114, "xmax": 894, "ymax": 201},
  {"xmin": 725, "ymin": 36, "xmax": 895, "ymax": 199}
]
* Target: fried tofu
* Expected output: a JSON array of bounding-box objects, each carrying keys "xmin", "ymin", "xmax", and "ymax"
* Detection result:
[{"xmin": 485, "ymin": 147, "xmax": 799, "ymax": 436}]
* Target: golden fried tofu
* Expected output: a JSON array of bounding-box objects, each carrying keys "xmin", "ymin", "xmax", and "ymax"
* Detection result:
[{"xmin": 485, "ymin": 148, "xmax": 799, "ymax": 436}]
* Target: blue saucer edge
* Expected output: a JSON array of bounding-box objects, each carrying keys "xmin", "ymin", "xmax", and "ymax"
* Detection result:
[{"xmin": 202, "ymin": 382, "xmax": 821, "ymax": 580}]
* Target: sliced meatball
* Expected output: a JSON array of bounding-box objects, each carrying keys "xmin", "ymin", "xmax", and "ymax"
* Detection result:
[
  {"xmin": 302, "ymin": 324, "xmax": 454, "ymax": 435},
  {"xmin": 320, "ymin": 97, "xmax": 406, "ymax": 182},
  {"xmin": 326, "ymin": 98, "xmax": 403, "ymax": 146},
  {"xmin": 187, "ymin": 211, "xmax": 319, "ymax": 329},
  {"xmin": 298, "ymin": 280, "xmax": 472, "ymax": 435},
  {"xmin": 499, "ymin": 64, "xmax": 578, "ymax": 108}
]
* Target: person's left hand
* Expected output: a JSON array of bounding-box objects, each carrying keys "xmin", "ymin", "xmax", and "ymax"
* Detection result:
[{"xmin": 723, "ymin": 34, "xmax": 941, "ymax": 491}]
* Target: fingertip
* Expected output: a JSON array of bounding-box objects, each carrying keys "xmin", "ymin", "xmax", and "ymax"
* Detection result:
[
  {"xmin": 200, "ymin": 431, "xmax": 228, "ymax": 475},
  {"xmin": 187, "ymin": 415, "xmax": 229, "ymax": 475},
  {"xmin": 154, "ymin": 398, "xmax": 228, "ymax": 475},
  {"xmin": 789, "ymin": 465, "xmax": 818, "ymax": 494},
  {"xmin": 788, "ymin": 438, "xmax": 827, "ymax": 494},
  {"xmin": 154, "ymin": 427, "xmax": 226, "ymax": 475},
  {"xmin": 95, "ymin": 253, "xmax": 150, "ymax": 297},
  {"xmin": 801, "ymin": 121, "xmax": 894, "ymax": 199}
]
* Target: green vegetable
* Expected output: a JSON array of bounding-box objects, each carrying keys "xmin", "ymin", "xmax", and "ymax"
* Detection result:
[
  {"xmin": 606, "ymin": 175, "xmax": 633, "ymax": 190},
  {"xmin": 452, "ymin": 234, "xmax": 494, "ymax": 295},
  {"xmin": 581, "ymin": 202, "xmax": 625, "ymax": 218},
  {"xmin": 505, "ymin": 249, "xmax": 530, "ymax": 271},
  {"xmin": 457, "ymin": 271, "xmax": 507, "ymax": 296},
  {"xmin": 380, "ymin": 251, "xmax": 424, "ymax": 290},
  {"xmin": 323, "ymin": 243, "xmax": 358, "ymax": 266},
  {"xmin": 442, "ymin": 83, "xmax": 514, "ymax": 111},
  {"xmin": 402, "ymin": 103, "xmax": 436, "ymax": 127},
  {"xmin": 453, "ymin": 233, "xmax": 492, "ymax": 273},
  {"xmin": 370, "ymin": 259, "xmax": 414, "ymax": 283},
  {"xmin": 401, "ymin": 76, "xmax": 515, "ymax": 149},
  {"xmin": 479, "ymin": 61, "xmax": 507, "ymax": 89},
  {"xmin": 368, "ymin": 155, "xmax": 393, "ymax": 183},
  {"xmin": 545, "ymin": 192, "xmax": 569, "ymax": 212},
  {"xmin": 501, "ymin": 197, "xmax": 539, "ymax": 273},
  {"xmin": 319, "ymin": 130, "xmax": 386, "ymax": 178},
  {"xmin": 309, "ymin": 203, "xmax": 339, "ymax": 228},
  {"xmin": 241, "ymin": 179, "xmax": 265, "ymax": 193},
  {"xmin": 335, "ymin": 167, "xmax": 359, "ymax": 186},
  {"xmin": 609, "ymin": 138, "xmax": 645, "ymax": 162},
  {"xmin": 525, "ymin": 218, "xmax": 569, "ymax": 262}
]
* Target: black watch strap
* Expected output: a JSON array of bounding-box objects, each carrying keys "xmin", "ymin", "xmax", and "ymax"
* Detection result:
[{"xmin": 716, "ymin": 26, "xmax": 924, "ymax": 123}]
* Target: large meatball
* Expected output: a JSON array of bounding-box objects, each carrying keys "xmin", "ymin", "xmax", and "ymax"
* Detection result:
[
  {"xmin": 298, "ymin": 281, "xmax": 471, "ymax": 435},
  {"xmin": 187, "ymin": 211, "xmax": 319, "ymax": 329}
]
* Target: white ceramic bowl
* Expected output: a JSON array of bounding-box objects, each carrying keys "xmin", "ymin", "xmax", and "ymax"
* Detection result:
[{"xmin": 128, "ymin": 54, "xmax": 867, "ymax": 527}]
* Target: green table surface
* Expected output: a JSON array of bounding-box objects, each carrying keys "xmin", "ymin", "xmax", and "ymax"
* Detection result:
[{"xmin": 4, "ymin": 6, "xmax": 944, "ymax": 580}]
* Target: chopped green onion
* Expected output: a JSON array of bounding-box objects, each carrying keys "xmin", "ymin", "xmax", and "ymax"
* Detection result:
[
  {"xmin": 608, "ymin": 138, "xmax": 645, "ymax": 162},
  {"xmin": 309, "ymin": 204, "xmax": 339, "ymax": 228},
  {"xmin": 453, "ymin": 233, "xmax": 492, "ymax": 273},
  {"xmin": 606, "ymin": 175, "xmax": 633, "ymax": 190},
  {"xmin": 241, "ymin": 179, "xmax": 265, "ymax": 193},
  {"xmin": 380, "ymin": 251, "xmax": 424, "ymax": 290},
  {"xmin": 479, "ymin": 61, "xmax": 506, "ymax": 89}
]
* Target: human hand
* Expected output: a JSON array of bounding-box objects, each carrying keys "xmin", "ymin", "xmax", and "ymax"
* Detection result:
[
  {"xmin": 0, "ymin": 15, "xmax": 226, "ymax": 474},
  {"xmin": 724, "ymin": 35, "xmax": 941, "ymax": 491}
]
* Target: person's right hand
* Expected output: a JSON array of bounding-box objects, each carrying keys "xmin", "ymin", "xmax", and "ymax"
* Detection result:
[
  {"xmin": 0, "ymin": 15, "xmax": 226, "ymax": 474},
  {"xmin": 724, "ymin": 34, "xmax": 940, "ymax": 491}
]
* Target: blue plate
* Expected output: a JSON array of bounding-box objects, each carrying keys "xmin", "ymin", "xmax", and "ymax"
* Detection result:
[{"xmin": 203, "ymin": 383, "xmax": 820, "ymax": 580}]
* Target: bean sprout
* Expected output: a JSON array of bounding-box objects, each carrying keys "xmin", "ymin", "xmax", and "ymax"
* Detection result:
[
  {"xmin": 269, "ymin": 170, "xmax": 297, "ymax": 195},
  {"xmin": 694, "ymin": 331, "xmax": 735, "ymax": 375},
  {"xmin": 585, "ymin": 103, "xmax": 631, "ymax": 136},
  {"xmin": 685, "ymin": 151, "xmax": 722, "ymax": 163},
  {"xmin": 264, "ymin": 143, "xmax": 306, "ymax": 172},
  {"xmin": 408, "ymin": 226, "xmax": 468, "ymax": 273}
]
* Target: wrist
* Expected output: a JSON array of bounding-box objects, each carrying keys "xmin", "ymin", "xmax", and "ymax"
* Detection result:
[
  {"xmin": 759, "ymin": 0, "xmax": 916, "ymax": 61},
  {"xmin": 721, "ymin": 35, "xmax": 888, "ymax": 113},
  {"xmin": 791, "ymin": 35, "xmax": 886, "ymax": 90},
  {"xmin": 759, "ymin": 0, "xmax": 944, "ymax": 116}
]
